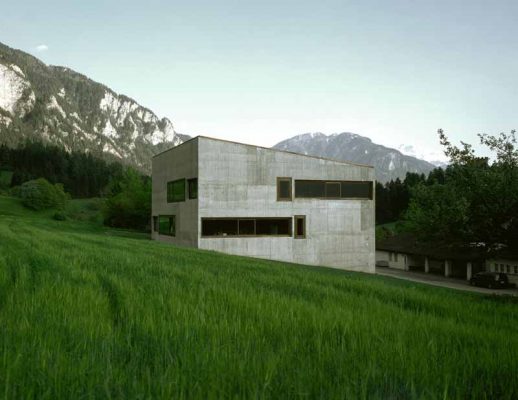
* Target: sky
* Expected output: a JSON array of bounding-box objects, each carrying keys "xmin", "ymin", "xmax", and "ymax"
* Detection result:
[{"xmin": 2, "ymin": 0, "xmax": 517, "ymax": 162}]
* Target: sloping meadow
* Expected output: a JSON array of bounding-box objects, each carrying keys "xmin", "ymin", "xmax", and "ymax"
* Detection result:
[{"xmin": 0, "ymin": 196, "xmax": 517, "ymax": 399}]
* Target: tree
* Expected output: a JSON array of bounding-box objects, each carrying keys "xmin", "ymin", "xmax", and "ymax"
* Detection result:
[
  {"xmin": 103, "ymin": 168, "xmax": 151, "ymax": 231},
  {"xmin": 403, "ymin": 129, "xmax": 518, "ymax": 250}
]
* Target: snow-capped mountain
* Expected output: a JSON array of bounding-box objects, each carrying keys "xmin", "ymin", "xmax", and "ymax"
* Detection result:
[
  {"xmin": 274, "ymin": 132, "xmax": 437, "ymax": 183},
  {"xmin": 0, "ymin": 42, "xmax": 185, "ymax": 171},
  {"xmin": 397, "ymin": 144, "xmax": 448, "ymax": 168}
]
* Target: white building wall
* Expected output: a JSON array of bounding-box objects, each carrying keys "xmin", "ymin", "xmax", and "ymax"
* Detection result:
[
  {"xmin": 197, "ymin": 137, "xmax": 375, "ymax": 273},
  {"xmin": 487, "ymin": 259, "xmax": 518, "ymax": 285}
]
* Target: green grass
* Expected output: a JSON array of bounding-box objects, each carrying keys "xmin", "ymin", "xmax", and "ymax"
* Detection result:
[
  {"xmin": 63, "ymin": 197, "xmax": 105, "ymax": 225},
  {"xmin": 0, "ymin": 195, "xmax": 517, "ymax": 399}
]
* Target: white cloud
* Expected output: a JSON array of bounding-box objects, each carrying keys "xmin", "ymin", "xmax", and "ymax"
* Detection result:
[{"xmin": 35, "ymin": 44, "xmax": 48, "ymax": 52}]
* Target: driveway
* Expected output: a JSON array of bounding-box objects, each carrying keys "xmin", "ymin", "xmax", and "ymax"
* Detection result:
[{"xmin": 376, "ymin": 267, "xmax": 518, "ymax": 296}]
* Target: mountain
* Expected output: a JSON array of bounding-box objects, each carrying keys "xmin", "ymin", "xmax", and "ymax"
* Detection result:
[
  {"xmin": 0, "ymin": 42, "xmax": 185, "ymax": 171},
  {"xmin": 396, "ymin": 144, "xmax": 449, "ymax": 168},
  {"xmin": 273, "ymin": 132, "xmax": 437, "ymax": 183}
]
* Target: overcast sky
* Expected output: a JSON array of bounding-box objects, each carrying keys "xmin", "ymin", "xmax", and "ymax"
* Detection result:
[{"xmin": 2, "ymin": 0, "xmax": 517, "ymax": 161}]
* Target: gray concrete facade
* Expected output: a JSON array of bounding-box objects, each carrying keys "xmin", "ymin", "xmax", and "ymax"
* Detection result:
[
  {"xmin": 152, "ymin": 136, "xmax": 376, "ymax": 273},
  {"xmin": 151, "ymin": 137, "xmax": 198, "ymax": 247}
]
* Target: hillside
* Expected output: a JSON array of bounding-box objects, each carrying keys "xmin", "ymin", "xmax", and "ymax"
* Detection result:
[
  {"xmin": 0, "ymin": 195, "xmax": 517, "ymax": 398},
  {"xmin": 0, "ymin": 42, "xmax": 184, "ymax": 171},
  {"xmin": 274, "ymin": 132, "xmax": 437, "ymax": 183}
]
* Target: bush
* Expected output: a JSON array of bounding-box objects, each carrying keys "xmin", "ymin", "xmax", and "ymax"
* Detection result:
[{"xmin": 17, "ymin": 178, "xmax": 69, "ymax": 211}]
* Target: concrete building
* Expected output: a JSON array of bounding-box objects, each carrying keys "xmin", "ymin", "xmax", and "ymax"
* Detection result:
[{"xmin": 152, "ymin": 136, "xmax": 376, "ymax": 273}]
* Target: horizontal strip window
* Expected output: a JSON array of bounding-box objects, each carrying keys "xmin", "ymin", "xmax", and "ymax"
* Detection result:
[
  {"xmin": 201, "ymin": 218, "xmax": 292, "ymax": 237},
  {"xmin": 295, "ymin": 180, "xmax": 373, "ymax": 200},
  {"xmin": 167, "ymin": 179, "xmax": 185, "ymax": 203}
]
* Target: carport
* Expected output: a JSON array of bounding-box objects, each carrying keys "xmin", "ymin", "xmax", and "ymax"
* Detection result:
[{"xmin": 377, "ymin": 233, "xmax": 486, "ymax": 281}]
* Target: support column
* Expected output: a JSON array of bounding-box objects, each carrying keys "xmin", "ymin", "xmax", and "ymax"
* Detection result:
[
  {"xmin": 466, "ymin": 262, "xmax": 472, "ymax": 281},
  {"xmin": 444, "ymin": 260, "xmax": 451, "ymax": 278},
  {"xmin": 424, "ymin": 257, "xmax": 430, "ymax": 273},
  {"xmin": 404, "ymin": 255, "xmax": 409, "ymax": 271}
]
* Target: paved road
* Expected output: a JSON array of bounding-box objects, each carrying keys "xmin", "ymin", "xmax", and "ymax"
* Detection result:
[{"xmin": 376, "ymin": 267, "xmax": 518, "ymax": 296}]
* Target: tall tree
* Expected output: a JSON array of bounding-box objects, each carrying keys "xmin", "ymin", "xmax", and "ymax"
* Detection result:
[{"xmin": 404, "ymin": 129, "xmax": 518, "ymax": 250}]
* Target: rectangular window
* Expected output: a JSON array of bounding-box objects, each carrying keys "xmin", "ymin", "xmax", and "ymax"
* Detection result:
[
  {"xmin": 277, "ymin": 177, "xmax": 292, "ymax": 201},
  {"xmin": 188, "ymin": 178, "xmax": 198, "ymax": 199},
  {"xmin": 167, "ymin": 179, "xmax": 186, "ymax": 203},
  {"xmin": 295, "ymin": 180, "xmax": 373, "ymax": 200},
  {"xmin": 507, "ymin": 265, "xmax": 510, "ymax": 273},
  {"xmin": 294, "ymin": 215, "xmax": 306, "ymax": 239},
  {"xmin": 395, "ymin": 253, "xmax": 398, "ymax": 262},
  {"xmin": 514, "ymin": 266, "xmax": 517, "ymax": 274},
  {"xmin": 153, "ymin": 216, "xmax": 158, "ymax": 232},
  {"xmin": 201, "ymin": 218, "xmax": 292, "ymax": 237},
  {"xmin": 159, "ymin": 215, "xmax": 176, "ymax": 236}
]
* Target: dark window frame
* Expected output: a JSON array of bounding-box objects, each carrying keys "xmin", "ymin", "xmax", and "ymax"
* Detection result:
[
  {"xmin": 201, "ymin": 217, "xmax": 292, "ymax": 238},
  {"xmin": 167, "ymin": 179, "xmax": 186, "ymax": 203},
  {"xmin": 158, "ymin": 215, "xmax": 176, "ymax": 236},
  {"xmin": 294, "ymin": 179, "xmax": 373, "ymax": 200},
  {"xmin": 294, "ymin": 215, "xmax": 306, "ymax": 239},
  {"xmin": 277, "ymin": 177, "xmax": 292, "ymax": 201},
  {"xmin": 188, "ymin": 178, "xmax": 198, "ymax": 199}
]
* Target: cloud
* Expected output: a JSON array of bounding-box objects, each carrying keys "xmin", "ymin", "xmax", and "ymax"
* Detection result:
[{"xmin": 35, "ymin": 44, "xmax": 48, "ymax": 52}]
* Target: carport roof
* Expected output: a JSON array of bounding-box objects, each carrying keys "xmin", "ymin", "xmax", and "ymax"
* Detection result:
[{"xmin": 376, "ymin": 233, "xmax": 486, "ymax": 261}]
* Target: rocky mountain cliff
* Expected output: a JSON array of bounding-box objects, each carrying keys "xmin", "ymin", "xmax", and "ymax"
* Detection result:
[
  {"xmin": 274, "ymin": 132, "xmax": 436, "ymax": 183},
  {"xmin": 0, "ymin": 42, "xmax": 184, "ymax": 171}
]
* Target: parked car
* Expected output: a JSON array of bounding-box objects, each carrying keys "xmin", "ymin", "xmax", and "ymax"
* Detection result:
[{"xmin": 469, "ymin": 272, "xmax": 516, "ymax": 289}]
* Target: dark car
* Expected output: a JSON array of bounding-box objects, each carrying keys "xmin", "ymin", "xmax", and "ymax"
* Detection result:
[{"xmin": 470, "ymin": 272, "xmax": 516, "ymax": 289}]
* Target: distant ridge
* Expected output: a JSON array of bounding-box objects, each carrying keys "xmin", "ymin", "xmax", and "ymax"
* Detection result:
[{"xmin": 273, "ymin": 132, "xmax": 436, "ymax": 183}]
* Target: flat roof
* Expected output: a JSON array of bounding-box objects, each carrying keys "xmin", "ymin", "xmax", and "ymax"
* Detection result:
[
  {"xmin": 377, "ymin": 233, "xmax": 486, "ymax": 261},
  {"xmin": 152, "ymin": 135, "xmax": 374, "ymax": 169}
]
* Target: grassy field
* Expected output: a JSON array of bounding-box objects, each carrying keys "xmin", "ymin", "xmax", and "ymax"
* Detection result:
[{"xmin": 0, "ymin": 196, "xmax": 517, "ymax": 399}]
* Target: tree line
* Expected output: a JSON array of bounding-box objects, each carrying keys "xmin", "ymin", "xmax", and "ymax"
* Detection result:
[
  {"xmin": 0, "ymin": 141, "xmax": 150, "ymax": 231},
  {"xmin": 0, "ymin": 141, "xmax": 125, "ymax": 198},
  {"xmin": 375, "ymin": 168, "xmax": 446, "ymax": 225}
]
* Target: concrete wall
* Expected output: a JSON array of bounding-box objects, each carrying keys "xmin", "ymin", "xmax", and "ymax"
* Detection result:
[
  {"xmin": 487, "ymin": 259, "xmax": 518, "ymax": 285},
  {"xmin": 197, "ymin": 137, "xmax": 375, "ymax": 273},
  {"xmin": 151, "ymin": 138, "xmax": 199, "ymax": 247}
]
